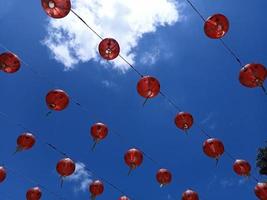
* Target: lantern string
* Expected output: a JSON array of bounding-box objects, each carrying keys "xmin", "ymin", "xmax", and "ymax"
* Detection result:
[
  {"xmin": 118, "ymin": 54, "xmax": 144, "ymax": 78},
  {"xmin": 159, "ymin": 91, "xmax": 183, "ymax": 112},
  {"xmin": 224, "ymin": 150, "xmax": 236, "ymax": 161},
  {"xmin": 219, "ymin": 39, "xmax": 243, "ymax": 67},
  {"xmin": 70, "ymin": 9, "xmax": 103, "ymax": 41},
  {"xmin": 184, "ymin": 0, "xmax": 206, "ymax": 22},
  {"xmin": 0, "ymin": 42, "xmax": 57, "ymax": 87},
  {"xmin": 184, "ymin": 0, "xmax": 243, "ymax": 66},
  {"xmin": 70, "ymin": 9, "xmax": 144, "ymax": 78}
]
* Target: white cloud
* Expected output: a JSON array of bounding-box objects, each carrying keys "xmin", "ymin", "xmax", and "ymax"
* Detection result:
[
  {"xmin": 43, "ymin": 0, "xmax": 181, "ymax": 71},
  {"xmin": 66, "ymin": 162, "xmax": 92, "ymax": 192},
  {"xmin": 101, "ymin": 80, "xmax": 117, "ymax": 88},
  {"xmin": 200, "ymin": 112, "xmax": 216, "ymax": 130},
  {"xmin": 140, "ymin": 47, "xmax": 160, "ymax": 65}
]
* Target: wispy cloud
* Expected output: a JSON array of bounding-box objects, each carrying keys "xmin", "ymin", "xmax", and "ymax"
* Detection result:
[
  {"xmin": 43, "ymin": 0, "xmax": 181, "ymax": 71},
  {"xmin": 207, "ymin": 175, "xmax": 248, "ymax": 190},
  {"xmin": 101, "ymin": 80, "xmax": 117, "ymax": 88},
  {"xmin": 200, "ymin": 112, "xmax": 216, "ymax": 130},
  {"xmin": 66, "ymin": 162, "xmax": 92, "ymax": 192},
  {"xmin": 220, "ymin": 177, "xmax": 248, "ymax": 188},
  {"xmin": 140, "ymin": 47, "xmax": 161, "ymax": 65}
]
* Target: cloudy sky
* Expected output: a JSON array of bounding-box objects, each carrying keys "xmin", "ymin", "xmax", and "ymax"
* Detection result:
[{"xmin": 0, "ymin": 0, "xmax": 266, "ymax": 199}]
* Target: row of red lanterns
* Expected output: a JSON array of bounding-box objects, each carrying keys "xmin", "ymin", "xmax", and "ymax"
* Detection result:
[
  {"xmin": 0, "ymin": 50, "xmax": 266, "ymax": 112},
  {"xmin": 39, "ymin": 0, "xmax": 267, "ymax": 92},
  {"xmin": 1, "ymin": 161, "xmax": 267, "ymax": 200},
  {"xmin": 0, "ymin": 131, "xmax": 262, "ymax": 198},
  {"xmin": 0, "ymin": 50, "xmax": 266, "ymax": 95}
]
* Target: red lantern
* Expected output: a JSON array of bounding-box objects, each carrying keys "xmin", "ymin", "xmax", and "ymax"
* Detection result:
[
  {"xmin": 89, "ymin": 180, "xmax": 104, "ymax": 199},
  {"xmin": 156, "ymin": 168, "xmax": 172, "ymax": 187},
  {"xmin": 46, "ymin": 89, "xmax": 69, "ymax": 111},
  {"xmin": 16, "ymin": 133, "xmax": 36, "ymax": 152},
  {"xmin": 119, "ymin": 196, "xmax": 129, "ymax": 200},
  {"xmin": 204, "ymin": 14, "xmax": 229, "ymax": 39},
  {"xmin": 233, "ymin": 159, "xmax": 251, "ymax": 176},
  {"xmin": 124, "ymin": 148, "xmax": 143, "ymax": 175},
  {"xmin": 41, "ymin": 0, "xmax": 71, "ymax": 19},
  {"xmin": 56, "ymin": 158, "xmax": 75, "ymax": 177},
  {"xmin": 90, "ymin": 122, "xmax": 108, "ymax": 150},
  {"xmin": 137, "ymin": 76, "xmax": 160, "ymax": 99},
  {"xmin": 0, "ymin": 52, "xmax": 20, "ymax": 73},
  {"xmin": 26, "ymin": 187, "xmax": 42, "ymax": 200},
  {"xmin": 98, "ymin": 38, "xmax": 120, "ymax": 60},
  {"xmin": 239, "ymin": 64, "xmax": 266, "ymax": 91},
  {"xmin": 0, "ymin": 166, "xmax": 7, "ymax": 183},
  {"xmin": 255, "ymin": 182, "xmax": 267, "ymax": 200},
  {"xmin": 182, "ymin": 189, "xmax": 199, "ymax": 200},
  {"xmin": 203, "ymin": 138, "xmax": 224, "ymax": 160},
  {"xmin": 174, "ymin": 112, "xmax": 194, "ymax": 132}
]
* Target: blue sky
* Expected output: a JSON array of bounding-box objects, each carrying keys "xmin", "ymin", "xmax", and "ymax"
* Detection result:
[{"xmin": 0, "ymin": 0, "xmax": 266, "ymax": 199}]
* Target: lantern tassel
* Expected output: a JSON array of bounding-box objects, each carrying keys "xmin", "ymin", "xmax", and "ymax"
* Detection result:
[
  {"xmin": 60, "ymin": 176, "xmax": 64, "ymax": 188},
  {"xmin": 91, "ymin": 140, "xmax": 98, "ymax": 151},
  {"xmin": 260, "ymin": 85, "xmax": 267, "ymax": 95},
  {"xmin": 142, "ymin": 97, "xmax": 149, "ymax": 107},
  {"xmin": 90, "ymin": 194, "xmax": 96, "ymax": 200},
  {"xmin": 12, "ymin": 146, "xmax": 22, "ymax": 155},
  {"xmin": 127, "ymin": 167, "xmax": 132, "ymax": 176},
  {"xmin": 215, "ymin": 158, "xmax": 219, "ymax": 167},
  {"xmin": 46, "ymin": 111, "xmax": 52, "ymax": 117}
]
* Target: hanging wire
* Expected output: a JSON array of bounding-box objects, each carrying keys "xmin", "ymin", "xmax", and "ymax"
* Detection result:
[
  {"xmin": 159, "ymin": 91, "xmax": 182, "ymax": 112},
  {"xmin": 219, "ymin": 39, "xmax": 243, "ymax": 66},
  {"xmin": 70, "ymin": 9, "xmax": 144, "ymax": 78},
  {"xmin": 183, "ymin": 0, "xmax": 244, "ymax": 67},
  {"xmin": 184, "ymin": 0, "xmax": 206, "ymax": 22},
  {"xmin": 70, "ymin": 10, "xmax": 103, "ymax": 41},
  {"xmin": 0, "ymin": 43, "xmax": 57, "ymax": 87}
]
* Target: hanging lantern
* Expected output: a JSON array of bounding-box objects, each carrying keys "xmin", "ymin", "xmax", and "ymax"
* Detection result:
[
  {"xmin": 137, "ymin": 76, "xmax": 160, "ymax": 99},
  {"xmin": 98, "ymin": 38, "xmax": 120, "ymax": 60},
  {"xmin": 233, "ymin": 159, "xmax": 251, "ymax": 176},
  {"xmin": 89, "ymin": 180, "xmax": 104, "ymax": 199},
  {"xmin": 16, "ymin": 133, "xmax": 36, "ymax": 152},
  {"xmin": 174, "ymin": 112, "xmax": 194, "ymax": 132},
  {"xmin": 41, "ymin": 0, "xmax": 71, "ymax": 19},
  {"xmin": 124, "ymin": 148, "xmax": 143, "ymax": 175},
  {"xmin": 0, "ymin": 166, "xmax": 7, "ymax": 183},
  {"xmin": 239, "ymin": 63, "xmax": 266, "ymax": 92},
  {"xmin": 204, "ymin": 14, "xmax": 229, "ymax": 39},
  {"xmin": 0, "ymin": 52, "xmax": 21, "ymax": 73},
  {"xmin": 156, "ymin": 168, "xmax": 172, "ymax": 187},
  {"xmin": 46, "ymin": 89, "xmax": 69, "ymax": 111},
  {"xmin": 56, "ymin": 158, "xmax": 75, "ymax": 186},
  {"xmin": 182, "ymin": 189, "xmax": 199, "ymax": 200},
  {"xmin": 255, "ymin": 182, "xmax": 267, "ymax": 200},
  {"xmin": 26, "ymin": 187, "xmax": 42, "ymax": 200},
  {"xmin": 56, "ymin": 158, "xmax": 75, "ymax": 177},
  {"xmin": 118, "ymin": 196, "xmax": 130, "ymax": 200},
  {"xmin": 90, "ymin": 122, "xmax": 108, "ymax": 150},
  {"xmin": 203, "ymin": 138, "xmax": 224, "ymax": 162}
]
